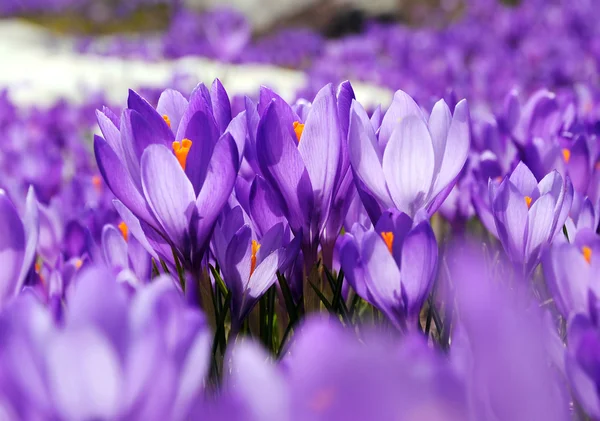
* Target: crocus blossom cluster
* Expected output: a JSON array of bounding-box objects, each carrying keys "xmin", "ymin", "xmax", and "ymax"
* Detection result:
[{"xmin": 1, "ymin": 0, "xmax": 600, "ymax": 417}]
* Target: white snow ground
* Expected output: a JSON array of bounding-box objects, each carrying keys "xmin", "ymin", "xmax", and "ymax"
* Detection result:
[{"xmin": 0, "ymin": 20, "xmax": 393, "ymax": 108}]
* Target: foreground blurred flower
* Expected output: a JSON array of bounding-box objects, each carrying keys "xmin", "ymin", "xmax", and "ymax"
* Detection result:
[
  {"xmin": 449, "ymin": 242, "xmax": 570, "ymax": 421},
  {"xmin": 339, "ymin": 209, "xmax": 438, "ymax": 330},
  {"xmin": 94, "ymin": 81, "xmax": 240, "ymax": 271},
  {"xmin": 348, "ymin": 90, "xmax": 470, "ymax": 222},
  {"xmin": 0, "ymin": 186, "xmax": 38, "ymax": 305},
  {"xmin": 490, "ymin": 161, "xmax": 573, "ymax": 274},
  {"xmin": 0, "ymin": 267, "xmax": 210, "ymax": 420},
  {"xmin": 565, "ymin": 312, "xmax": 600, "ymax": 419}
]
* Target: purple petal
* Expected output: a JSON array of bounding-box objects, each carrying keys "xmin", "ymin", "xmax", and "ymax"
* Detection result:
[
  {"xmin": 182, "ymin": 110, "xmax": 219, "ymax": 196},
  {"xmin": 0, "ymin": 190, "xmax": 25, "ymax": 303},
  {"xmin": 509, "ymin": 161, "xmax": 538, "ymax": 197},
  {"xmin": 102, "ymin": 225, "xmax": 129, "ymax": 270},
  {"xmin": 141, "ymin": 145, "xmax": 196, "ymax": 251},
  {"xmin": 46, "ymin": 328, "xmax": 123, "ymax": 421},
  {"xmin": 249, "ymin": 176, "xmax": 286, "ymax": 238},
  {"xmin": 430, "ymin": 99, "xmax": 470, "ymax": 200},
  {"xmin": 176, "ymin": 83, "xmax": 213, "ymax": 142},
  {"xmin": 566, "ymin": 136, "xmax": 591, "ymax": 194},
  {"xmin": 298, "ymin": 84, "xmax": 341, "ymax": 230},
  {"xmin": 127, "ymin": 89, "xmax": 174, "ymax": 145},
  {"xmin": 17, "ymin": 186, "xmax": 39, "ymax": 290},
  {"xmin": 492, "ymin": 180, "xmax": 528, "ymax": 260},
  {"xmin": 429, "ymin": 99, "xmax": 452, "ymax": 174},
  {"xmin": 383, "ymin": 116, "xmax": 435, "ymax": 216},
  {"xmin": 210, "ymin": 79, "xmax": 232, "ymax": 134},
  {"xmin": 400, "ymin": 222, "xmax": 438, "ymax": 317},
  {"xmin": 225, "ymin": 111, "xmax": 247, "ymax": 166},
  {"xmin": 379, "ymin": 90, "xmax": 425, "ymax": 148},
  {"xmin": 195, "ymin": 133, "xmax": 239, "ymax": 252},
  {"xmin": 96, "ymin": 109, "xmax": 124, "ymax": 160},
  {"xmin": 156, "ymin": 89, "xmax": 189, "ymax": 136},
  {"xmin": 525, "ymin": 194, "xmax": 556, "ymax": 262},
  {"xmin": 339, "ymin": 231, "xmax": 368, "ymax": 299},
  {"xmin": 256, "ymin": 101, "xmax": 313, "ymax": 236},
  {"xmin": 113, "ymin": 200, "xmax": 159, "ymax": 261},
  {"xmin": 348, "ymin": 101, "xmax": 393, "ymax": 209}
]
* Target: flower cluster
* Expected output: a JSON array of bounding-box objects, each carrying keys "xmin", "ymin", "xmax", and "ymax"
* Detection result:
[{"xmin": 0, "ymin": 0, "xmax": 599, "ymax": 418}]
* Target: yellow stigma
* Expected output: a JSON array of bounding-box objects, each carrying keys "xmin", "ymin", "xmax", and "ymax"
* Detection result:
[
  {"xmin": 162, "ymin": 114, "xmax": 171, "ymax": 128},
  {"xmin": 381, "ymin": 232, "xmax": 394, "ymax": 254},
  {"xmin": 118, "ymin": 222, "xmax": 129, "ymax": 242},
  {"xmin": 75, "ymin": 259, "xmax": 83, "ymax": 269},
  {"xmin": 172, "ymin": 138, "xmax": 192, "ymax": 170},
  {"xmin": 525, "ymin": 196, "xmax": 533, "ymax": 208},
  {"xmin": 293, "ymin": 121, "xmax": 304, "ymax": 142},
  {"xmin": 250, "ymin": 240, "xmax": 261, "ymax": 277},
  {"xmin": 583, "ymin": 246, "xmax": 592, "ymax": 264},
  {"xmin": 562, "ymin": 148, "xmax": 571, "ymax": 163},
  {"xmin": 92, "ymin": 175, "xmax": 102, "ymax": 192}
]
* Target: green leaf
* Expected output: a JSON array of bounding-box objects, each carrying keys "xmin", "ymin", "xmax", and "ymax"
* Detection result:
[
  {"xmin": 309, "ymin": 281, "xmax": 333, "ymax": 312},
  {"xmin": 277, "ymin": 271, "xmax": 299, "ymax": 324}
]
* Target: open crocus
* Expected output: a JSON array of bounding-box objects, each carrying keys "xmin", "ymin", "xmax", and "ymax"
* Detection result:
[
  {"xmin": 254, "ymin": 83, "xmax": 344, "ymax": 265},
  {"xmin": 490, "ymin": 161, "xmax": 573, "ymax": 275},
  {"xmin": 94, "ymin": 82, "xmax": 240, "ymax": 272},
  {"xmin": 0, "ymin": 186, "xmax": 38, "ymax": 306},
  {"xmin": 543, "ymin": 228, "xmax": 600, "ymax": 319},
  {"xmin": 348, "ymin": 90, "xmax": 470, "ymax": 222},
  {"xmin": 339, "ymin": 209, "xmax": 438, "ymax": 330},
  {"xmin": 213, "ymin": 206, "xmax": 301, "ymax": 327}
]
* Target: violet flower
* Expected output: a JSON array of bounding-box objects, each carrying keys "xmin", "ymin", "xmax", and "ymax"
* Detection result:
[
  {"xmin": 339, "ymin": 209, "xmax": 438, "ymax": 330},
  {"xmin": 212, "ymin": 206, "xmax": 301, "ymax": 326},
  {"xmin": 490, "ymin": 161, "xmax": 573, "ymax": 274},
  {"xmin": 543, "ymin": 228, "xmax": 600, "ymax": 319},
  {"xmin": 348, "ymin": 90, "xmax": 470, "ymax": 222},
  {"xmin": 254, "ymin": 83, "xmax": 345, "ymax": 266},
  {"xmin": 0, "ymin": 266, "xmax": 210, "ymax": 421},
  {"xmin": 94, "ymin": 81, "xmax": 240, "ymax": 272}
]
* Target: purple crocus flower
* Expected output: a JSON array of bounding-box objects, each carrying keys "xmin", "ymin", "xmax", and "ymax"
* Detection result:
[
  {"xmin": 348, "ymin": 90, "xmax": 470, "ymax": 222},
  {"xmin": 0, "ymin": 266, "xmax": 211, "ymax": 421},
  {"xmin": 0, "ymin": 186, "xmax": 38, "ymax": 305},
  {"xmin": 213, "ymin": 206, "xmax": 301, "ymax": 327},
  {"xmin": 489, "ymin": 161, "xmax": 573, "ymax": 274},
  {"xmin": 543, "ymin": 228, "xmax": 600, "ymax": 319},
  {"xmin": 254, "ymin": 83, "xmax": 345, "ymax": 266},
  {"xmin": 339, "ymin": 209, "xmax": 438, "ymax": 330},
  {"xmin": 94, "ymin": 82, "xmax": 240, "ymax": 271}
]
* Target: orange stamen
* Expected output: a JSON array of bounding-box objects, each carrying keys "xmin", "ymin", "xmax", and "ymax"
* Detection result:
[
  {"xmin": 293, "ymin": 121, "xmax": 304, "ymax": 142},
  {"xmin": 250, "ymin": 240, "xmax": 261, "ymax": 277},
  {"xmin": 75, "ymin": 259, "xmax": 83, "ymax": 269},
  {"xmin": 35, "ymin": 261, "xmax": 41, "ymax": 273},
  {"xmin": 562, "ymin": 148, "xmax": 571, "ymax": 163},
  {"xmin": 118, "ymin": 222, "xmax": 129, "ymax": 242},
  {"xmin": 583, "ymin": 246, "xmax": 592, "ymax": 264},
  {"xmin": 162, "ymin": 114, "xmax": 171, "ymax": 128},
  {"xmin": 172, "ymin": 138, "xmax": 192, "ymax": 170},
  {"xmin": 381, "ymin": 232, "xmax": 394, "ymax": 254},
  {"xmin": 525, "ymin": 196, "xmax": 533, "ymax": 208},
  {"xmin": 92, "ymin": 175, "xmax": 102, "ymax": 192}
]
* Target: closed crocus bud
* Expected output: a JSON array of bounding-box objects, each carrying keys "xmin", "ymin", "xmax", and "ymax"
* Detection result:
[
  {"xmin": 339, "ymin": 209, "xmax": 438, "ymax": 330},
  {"xmin": 348, "ymin": 90, "xmax": 470, "ymax": 223},
  {"xmin": 490, "ymin": 161, "xmax": 573, "ymax": 275}
]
